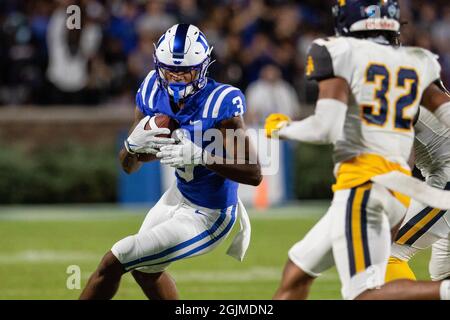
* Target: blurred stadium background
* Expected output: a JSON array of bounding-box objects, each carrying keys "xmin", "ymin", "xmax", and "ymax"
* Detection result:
[{"xmin": 0, "ymin": 0, "xmax": 448, "ymax": 299}]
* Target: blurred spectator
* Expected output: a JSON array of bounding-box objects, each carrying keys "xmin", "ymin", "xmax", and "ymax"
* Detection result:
[
  {"xmin": 136, "ymin": 0, "xmax": 176, "ymax": 39},
  {"xmin": 245, "ymin": 64, "xmax": 300, "ymax": 127},
  {"xmin": 242, "ymin": 33, "xmax": 276, "ymax": 86},
  {"xmin": 176, "ymin": 0, "xmax": 202, "ymax": 26},
  {"xmin": 128, "ymin": 32, "xmax": 156, "ymax": 88},
  {"xmin": 213, "ymin": 33, "xmax": 246, "ymax": 89},
  {"xmin": 0, "ymin": 0, "xmax": 449, "ymax": 107},
  {"xmin": 0, "ymin": 1, "xmax": 45, "ymax": 105},
  {"xmin": 45, "ymin": 1, "xmax": 102, "ymax": 104},
  {"xmin": 432, "ymin": 5, "xmax": 450, "ymax": 53},
  {"xmin": 107, "ymin": 0, "xmax": 139, "ymax": 55},
  {"xmin": 417, "ymin": 3, "xmax": 437, "ymax": 32}
]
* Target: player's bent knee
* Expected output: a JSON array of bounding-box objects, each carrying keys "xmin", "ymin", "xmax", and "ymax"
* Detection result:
[
  {"xmin": 131, "ymin": 269, "xmax": 163, "ymax": 282},
  {"xmin": 111, "ymin": 235, "xmax": 139, "ymax": 266},
  {"xmin": 430, "ymin": 271, "xmax": 450, "ymax": 281},
  {"xmin": 429, "ymin": 247, "xmax": 450, "ymax": 281},
  {"xmin": 343, "ymin": 264, "xmax": 385, "ymax": 300},
  {"xmin": 274, "ymin": 260, "xmax": 315, "ymax": 300},
  {"xmin": 96, "ymin": 251, "xmax": 125, "ymax": 278},
  {"xmin": 282, "ymin": 260, "xmax": 315, "ymax": 289}
]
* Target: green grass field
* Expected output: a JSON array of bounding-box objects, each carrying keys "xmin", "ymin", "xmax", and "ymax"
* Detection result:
[{"xmin": 0, "ymin": 203, "xmax": 431, "ymax": 300}]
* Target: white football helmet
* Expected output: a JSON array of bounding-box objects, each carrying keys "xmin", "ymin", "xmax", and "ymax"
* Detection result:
[{"xmin": 154, "ymin": 24, "xmax": 213, "ymax": 103}]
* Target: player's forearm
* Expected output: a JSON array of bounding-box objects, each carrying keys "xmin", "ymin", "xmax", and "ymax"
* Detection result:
[
  {"xmin": 119, "ymin": 148, "xmax": 142, "ymax": 174},
  {"xmin": 205, "ymin": 161, "xmax": 262, "ymax": 186},
  {"xmin": 279, "ymin": 99, "xmax": 347, "ymax": 144},
  {"xmin": 279, "ymin": 117, "xmax": 334, "ymax": 144}
]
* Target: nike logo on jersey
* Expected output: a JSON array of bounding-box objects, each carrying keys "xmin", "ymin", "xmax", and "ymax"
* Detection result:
[
  {"xmin": 195, "ymin": 210, "xmax": 208, "ymax": 217},
  {"xmin": 189, "ymin": 120, "xmax": 201, "ymax": 125}
]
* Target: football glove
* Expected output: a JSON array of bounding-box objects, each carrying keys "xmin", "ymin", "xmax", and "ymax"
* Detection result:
[
  {"xmin": 265, "ymin": 113, "xmax": 291, "ymax": 138},
  {"xmin": 125, "ymin": 116, "xmax": 175, "ymax": 155},
  {"xmin": 156, "ymin": 129, "xmax": 206, "ymax": 168}
]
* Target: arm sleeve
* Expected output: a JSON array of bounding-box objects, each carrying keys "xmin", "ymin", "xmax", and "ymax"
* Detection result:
[{"xmin": 278, "ymin": 99, "xmax": 348, "ymax": 145}]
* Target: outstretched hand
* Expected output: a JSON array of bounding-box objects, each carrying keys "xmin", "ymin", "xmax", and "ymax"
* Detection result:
[{"xmin": 264, "ymin": 113, "xmax": 291, "ymax": 138}]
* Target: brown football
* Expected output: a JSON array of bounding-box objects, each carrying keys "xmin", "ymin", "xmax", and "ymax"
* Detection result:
[
  {"xmin": 144, "ymin": 114, "xmax": 179, "ymax": 136},
  {"xmin": 138, "ymin": 114, "xmax": 179, "ymax": 162}
]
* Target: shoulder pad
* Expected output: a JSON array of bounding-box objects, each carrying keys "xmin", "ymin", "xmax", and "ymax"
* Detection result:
[
  {"xmin": 414, "ymin": 48, "xmax": 442, "ymax": 87},
  {"xmin": 306, "ymin": 42, "xmax": 334, "ymax": 81},
  {"xmin": 306, "ymin": 37, "xmax": 353, "ymax": 83},
  {"xmin": 136, "ymin": 70, "xmax": 158, "ymax": 115}
]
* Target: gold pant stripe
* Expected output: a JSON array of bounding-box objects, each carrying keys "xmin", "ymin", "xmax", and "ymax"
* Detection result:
[{"xmin": 351, "ymin": 184, "xmax": 372, "ymax": 274}]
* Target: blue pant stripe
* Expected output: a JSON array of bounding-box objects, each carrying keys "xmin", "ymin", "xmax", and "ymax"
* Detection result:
[
  {"xmin": 142, "ymin": 205, "xmax": 237, "ymax": 267},
  {"xmin": 124, "ymin": 205, "xmax": 232, "ymax": 269}
]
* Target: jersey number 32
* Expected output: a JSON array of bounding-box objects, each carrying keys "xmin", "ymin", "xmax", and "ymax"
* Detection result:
[{"xmin": 361, "ymin": 63, "xmax": 419, "ymax": 131}]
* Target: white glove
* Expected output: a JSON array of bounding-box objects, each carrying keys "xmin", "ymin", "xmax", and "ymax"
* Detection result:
[
  {"xmin": 125, "ymin": 116, "xmax": 175, "ymax": 155},
  {"xmin": 156, "ymin": 129, "xmax": 206, "ymax": 168}
]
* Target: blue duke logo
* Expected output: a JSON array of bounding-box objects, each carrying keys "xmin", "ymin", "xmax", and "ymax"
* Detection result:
[{"xmin": 365, "ymin": 5, "xmax": 381, "ymax": 19}]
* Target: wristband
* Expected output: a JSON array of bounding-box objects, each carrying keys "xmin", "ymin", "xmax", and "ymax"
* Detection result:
[{"xmin": 124, "ymin": 139, "xmax": 136, "ymax": 155}]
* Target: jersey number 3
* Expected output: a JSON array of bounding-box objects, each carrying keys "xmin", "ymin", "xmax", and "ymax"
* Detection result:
[{"xmin": 361, "ymin": 64, "xmax": 419, "ymax": 130}]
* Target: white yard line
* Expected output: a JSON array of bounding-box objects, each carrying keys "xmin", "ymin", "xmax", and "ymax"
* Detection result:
[
  {"xmin": 0, "ymin": 250, "xmax": 341, "ymax": 283},
  {"xmin": 0, "ymin": 211, "xmax": 141, "ymax": 221},
  {"xmin": 0, "ymin": 204, "xmax": 327, "ymax": 221},
  {"xmin": 119, "ymin": 267, "xmax": 340, "ymax": 283},
  {"xmin": 0, "ymin": 250, "xmax": 98, "ymax": 264}
]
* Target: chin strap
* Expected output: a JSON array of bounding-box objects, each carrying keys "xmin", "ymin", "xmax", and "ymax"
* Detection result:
[{"xmin": 169, "ymin": 83, "xmax": 184, "ymax": 103}]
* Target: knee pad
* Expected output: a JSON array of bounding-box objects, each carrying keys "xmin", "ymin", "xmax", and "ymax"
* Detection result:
[
  {"xmin": 111, "ymin": 235, "xmax": 138, "ymax": 265},
  {"xmin": 343, "ymin": 264, "xmax": 385, "ymax": 300},
  {"xmin": 429, "ymin": 239, "xmax": 450, "ymax": 281}
]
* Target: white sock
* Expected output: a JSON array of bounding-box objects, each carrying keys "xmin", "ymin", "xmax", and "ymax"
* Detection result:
[{"xmin": 440, "ymin": 280, "xmax": 450, "ymax": 300}]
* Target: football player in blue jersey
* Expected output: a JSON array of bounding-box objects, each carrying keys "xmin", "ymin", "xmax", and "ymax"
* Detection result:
[{"xmin": 80, "ymin": 24, "xmax": 262, "ymax": 300}]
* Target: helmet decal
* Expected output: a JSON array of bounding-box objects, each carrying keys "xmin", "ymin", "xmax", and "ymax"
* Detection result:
[
  {"xmin": 365, "ymin": 5, "xmax": 380, "ymax": 18},
  {"xmin": 388, "ymin": 4, "xmax": 399, "ymax": 19},
  {"xmin": 196, "ymin": 32, "xmax": 209, "ymax": 52}
]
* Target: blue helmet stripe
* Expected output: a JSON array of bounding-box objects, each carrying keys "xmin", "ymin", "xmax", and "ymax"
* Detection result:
[
  {"xmin": 156, "ymin": 33, "xmax": 165, "ymax": 48},
  {"xmin": 173, "ymin": 24, "xmax": 189, "ymax": 59},
  {"xmin": 197, "ymin": 33, "xmax": 208, "ymax": 52}
]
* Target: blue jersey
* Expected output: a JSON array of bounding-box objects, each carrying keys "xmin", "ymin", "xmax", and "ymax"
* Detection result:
[{"xmin": 135, "ymin": 71, "xmax": 247, "ymax": 209}]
